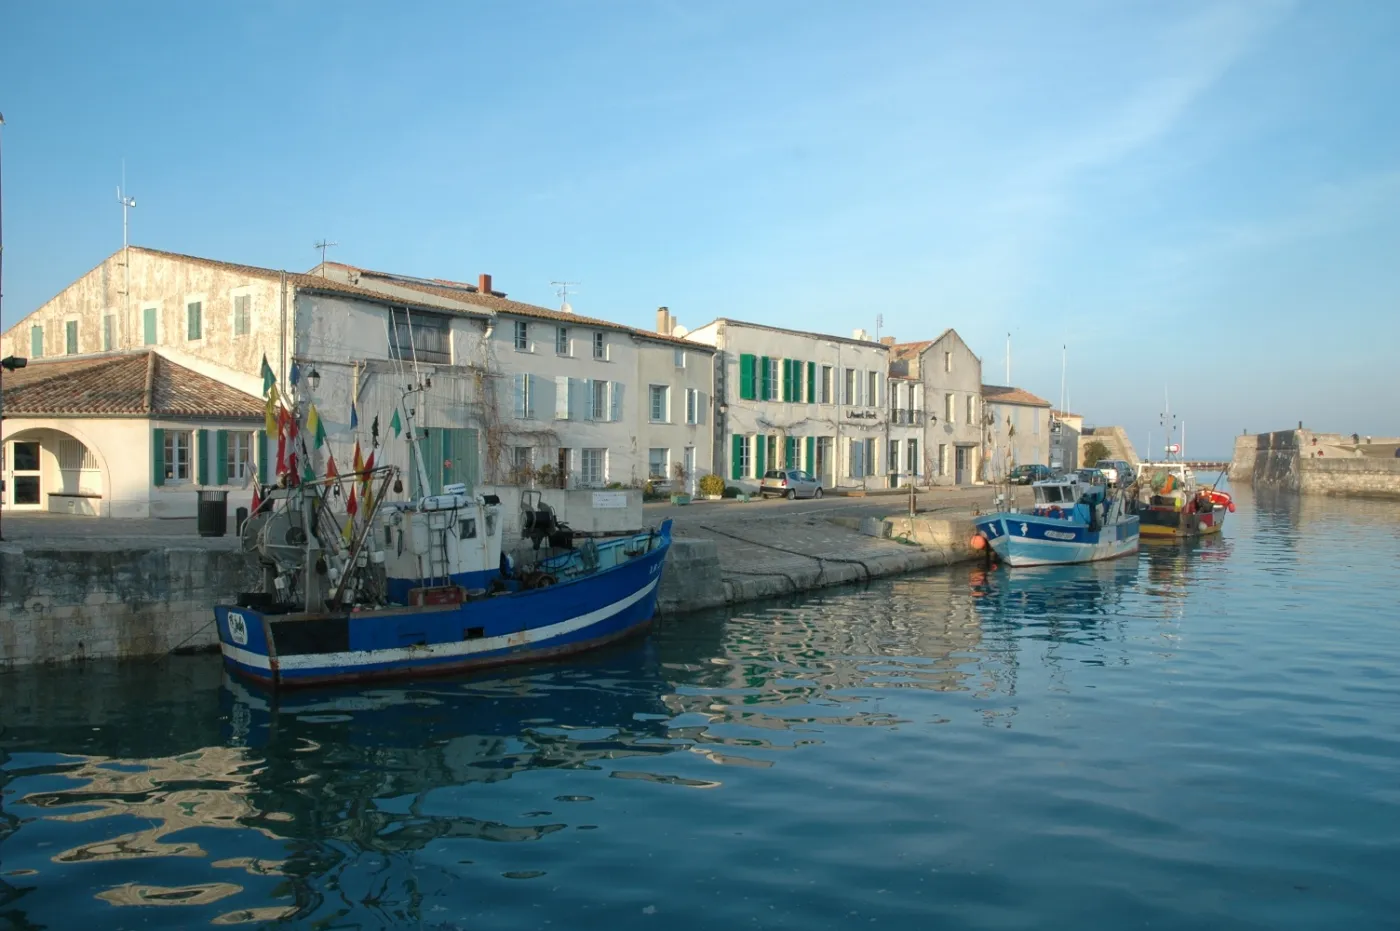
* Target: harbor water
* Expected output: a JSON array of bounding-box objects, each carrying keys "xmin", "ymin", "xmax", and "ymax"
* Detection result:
[{"xmin": 2, "ymin": 485, "xmax": 1398, "ymax": 929}]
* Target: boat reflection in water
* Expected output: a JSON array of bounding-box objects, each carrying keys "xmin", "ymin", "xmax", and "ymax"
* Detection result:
[{"xmin": 2, "ymin": 641, "xmax": 702, "ymax": 928}]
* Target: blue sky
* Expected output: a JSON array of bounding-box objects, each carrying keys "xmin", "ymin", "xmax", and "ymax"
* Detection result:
[{"xmin": 3, "ymin": 1, "xmax": 1397, "ymax": 457}]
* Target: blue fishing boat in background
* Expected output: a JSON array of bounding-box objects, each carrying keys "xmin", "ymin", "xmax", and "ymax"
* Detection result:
[
  {"xmin": 973, "ymin": 471, "xmax": 1139, "ymax": 567},
  {"xmin": 214, "ymin": 389, "xmax": 673, "ymax": 689}
]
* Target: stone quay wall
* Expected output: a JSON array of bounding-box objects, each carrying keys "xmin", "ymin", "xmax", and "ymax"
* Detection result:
[
  {"xmin": 0, "ymin": 545, "xmax": 257, "ymax": 666},
  {"xmin": 1230, "ymin": 430, "xmax": 1400, "ymax": 499}
]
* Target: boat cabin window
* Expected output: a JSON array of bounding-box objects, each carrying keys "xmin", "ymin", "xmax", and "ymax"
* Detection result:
[
  {"xmin": 459, "ymin": 518, "xmax": 477, "ymax": 539},
  {"xmin": 1035, "ymin": 485, "xmax": 1067, "ymax": 504}
]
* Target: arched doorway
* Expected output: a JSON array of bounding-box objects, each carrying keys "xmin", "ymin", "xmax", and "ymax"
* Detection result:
[{"xmin": 3, "ymin": 426, "xmax": 108, "ymax": 516}]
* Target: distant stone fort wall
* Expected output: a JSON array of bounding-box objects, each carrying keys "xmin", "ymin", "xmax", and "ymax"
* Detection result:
[{"xmin": 1231, "ymin": 430, "xmax": 1400, "ymax": 499}]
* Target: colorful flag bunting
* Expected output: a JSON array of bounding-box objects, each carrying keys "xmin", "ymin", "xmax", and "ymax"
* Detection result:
[
  {"xmin": 260, "ymin": 356, "xmax": 276, "ymax": 396},
  {"xmin": 390, "ymin": 409, "xmax": 402, "ymax": 438},
  {"xmin": 288, "ymin": 360, "xmax": 301, "ymax": 386},
  {"xmin": 307, "ymin": 403, "xmax": 327, "ymax": 449},
  {"xmin": 325, "ymin": 454, "xmax": 338, "ymax": 479}
]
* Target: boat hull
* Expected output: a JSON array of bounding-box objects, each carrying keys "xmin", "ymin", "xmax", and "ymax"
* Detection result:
[
  {"xmin": 1138, "ymin": 505, "xmax": 1225, "ymax": 539},
  {"xmin": 975, "ymin": 513, "xmax": 1139, "ymax": 567},
  {"xmin": 215, "ymin": 525, "xmax": 671, "ymax": 688}
]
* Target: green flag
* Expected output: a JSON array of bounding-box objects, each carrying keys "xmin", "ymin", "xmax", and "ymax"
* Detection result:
[
  {"xmin": 260, "ymin": 355, "xmax": 276, "ymax": 397},
  {"xmin": 302, "ymin": 458, "xmax": 316, "ymax": 484},
  {"xmin": 390, "ymin": 409, "xmax": 402, "ymax": 438}
]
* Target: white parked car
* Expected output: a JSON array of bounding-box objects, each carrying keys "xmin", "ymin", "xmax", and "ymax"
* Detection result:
[
  {"xmin": 759, "ymin": 469, "xmax": 824, "ymax": 500},
  {"xmin": 1094, "ymin": 459, "xmax": 1135, "ymax": 486}
]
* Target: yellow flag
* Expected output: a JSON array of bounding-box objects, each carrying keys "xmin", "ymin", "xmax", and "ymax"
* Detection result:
[{"xmin": 264, "ymin": 396, "xmax": 277, "ymax": 434}]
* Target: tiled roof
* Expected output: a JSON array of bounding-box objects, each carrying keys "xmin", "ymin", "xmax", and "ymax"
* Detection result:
[
  {"xmin": 1051, "ymin": 409, "xmax": 1082, "ymax": 418},
  {"xmin": 320, "ymin": 262, "xmax": 711, "ymax": 351},
  {"xmin": 691, "ymin": 317, "xmax": 890, "ymax": 350},
  {"xmin": 890, "ymin": 329, "xmax": 960, "ymax": 362},
  {"xmin": 982, "ymin": 384, "xmax": 1052, "ymax": 408},
  {"xmin": 130, "ymin": 248, "xmax": 490, "ymax": 318},
  {"xmin": 2, "ymin": 351, "xmax": 263, "ymax": 419}
]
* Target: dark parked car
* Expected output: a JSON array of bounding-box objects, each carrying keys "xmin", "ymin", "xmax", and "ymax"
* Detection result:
[{"xmin": 1010, "ymin": 464, "xmax": 1054, "ymax": 485}]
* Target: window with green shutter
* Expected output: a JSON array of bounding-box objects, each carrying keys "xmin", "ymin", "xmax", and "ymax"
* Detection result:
[
  {"xmin": 215, "ymin": 431, "xmax": 229, "ymax": 485},
  {"xmin": 731, "ymin": 434, "xmax": 744, "ymax": 480},
  {"xmin": 785, "ymin": 435, "xmax": 797, "ymax": 468},
  {"xmin": 187, "ymin": 302, "xmax": 202, "ymax": 341},
  {"xmin": 30, "ymin": 326, "xmax": 43, "ymax": 358},
  {"xmin": 195, "ymin": 430, "xmax": 210, "ymax": 485},
  {"xmin": 805, "ymin": 436, "xmax": 815, "ymax": 472},
  {"xmin": 806, "ymin": 362, "xmax": 816, "ymax": 402},
  {"xmin": 754, "ymin": 433, "xmax": 765, "ymax": 476},
  {"xmin": 759, "ymin": 356, "xmax": 771, "ymax": 402},
  {"xmin": 65, "ymin": 320, "xmax": 78, "ymax": 355},
  {"xmin": 738, "ymin": 354, "xmax": 756, "ymax": 400},
  {"xmin": 143, "ymin": 307, "xmax": 158, "ymax": 345},
  {"xmin": 152, "ymin": 428, "xmax": 166, "ymax": 487},
  {"xmin": 257, "ymin": 431, "xmax": 269, "ymax": 484}
]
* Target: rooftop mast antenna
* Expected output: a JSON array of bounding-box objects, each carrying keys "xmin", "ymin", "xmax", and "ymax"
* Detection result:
[
  {"xmin": 875, "ymin": 313, "xmax": 884, "ymax": 342},
  {"xmin": 117, "ymin": 160, "xmax": 136, "ymax": 250},
  {"xmin": 117, "ymin": 160, "xmax": 136, "ymax": 306},
  {"xmin": 314, "ymin": 239, "xmax": 338, "ymax": 273},
  {"xmin": 551, "ymin": 280, "xmax": 580, "ymax": 310},
  {"xmin": 1005, "ymin": 332, "xmax": 1011, "ymax": 384}
]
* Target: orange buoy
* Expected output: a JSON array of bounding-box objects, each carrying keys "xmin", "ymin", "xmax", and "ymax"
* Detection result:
[{"xmin": 970, "ymin": 533, "xmax": 987, "ymax": 551}]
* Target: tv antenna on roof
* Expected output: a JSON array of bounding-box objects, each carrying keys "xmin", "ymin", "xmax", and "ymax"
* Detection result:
[
  {"xmin": 315, "ymin": 239, "xmax": 338, "ymax": 271},
  {"xmin": 551, "ymin": 280, "xmax": 580, "ymax": 311},
  {"xmin": 117, "ymin": 160, "xmax": 136, "ymax": 250},
  {"xmin": 875, "ymin": 313, "xmax": 883, "ymax": 342}
]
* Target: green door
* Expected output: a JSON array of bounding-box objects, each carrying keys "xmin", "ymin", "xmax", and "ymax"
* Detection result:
[{"xmin": 440, "ymin": 427, "xmax": 479, "ymax": 493}]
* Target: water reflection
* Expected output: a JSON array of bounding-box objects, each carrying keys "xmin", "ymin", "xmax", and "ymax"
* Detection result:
[{"xmin": 6, "ymin": 498, "xmax": 1398, "ymax": 930}]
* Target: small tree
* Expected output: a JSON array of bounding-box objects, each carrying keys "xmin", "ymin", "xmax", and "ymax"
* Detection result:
[{"xmin": 1083, "ymin": 440, "xmax": 1111, "ymax": 466}]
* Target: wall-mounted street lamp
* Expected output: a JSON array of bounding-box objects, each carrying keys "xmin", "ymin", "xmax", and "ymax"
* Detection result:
[{"xmin": 306, "ymin": 367, "xmax": 321, "ymax": 392}]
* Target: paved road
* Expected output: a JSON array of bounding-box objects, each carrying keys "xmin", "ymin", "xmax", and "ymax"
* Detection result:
[
  {"xmin": 1, "ymin": 484, "xmax": 1029, "ymax": 546},
  {"xmin": 643, "ymin": 484, "xmax": 1027, "ymax": 526}
]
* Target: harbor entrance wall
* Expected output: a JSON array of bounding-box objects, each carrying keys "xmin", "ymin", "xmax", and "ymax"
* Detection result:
[{"xmin": 1230, "ymin": 429, "xmax": 1400, "ymax": 498}]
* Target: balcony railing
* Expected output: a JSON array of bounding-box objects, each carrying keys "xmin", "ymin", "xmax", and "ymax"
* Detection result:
[{"xmin": 888, "ymin": 408, "xmax": 926, "ymax": 426}]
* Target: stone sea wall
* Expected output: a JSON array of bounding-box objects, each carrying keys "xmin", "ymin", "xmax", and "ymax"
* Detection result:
[
  {"xmin": 0, "ymin": 545, "xmax": 257, "ymax": 666},
  {"xmin": 1230, "ymin": 430, "xmax": 1400, "ymax": 499}
]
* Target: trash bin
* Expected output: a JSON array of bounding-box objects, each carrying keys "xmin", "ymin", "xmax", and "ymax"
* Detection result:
[
  {"xmin": 235, "ymin": 506, "xmax": 249, "ymax": 536},
  {"xmin": 197, "ymin": 489, "xmax": 229, "ymax": 537}
]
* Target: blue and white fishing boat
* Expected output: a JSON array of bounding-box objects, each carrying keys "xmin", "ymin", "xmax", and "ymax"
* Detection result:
[
  {"xmin": 214, "ymin": 391, "xmax": 673, "ymax": 689},
  {"xmin": 972, "ymin": 471, "xmax": 1139, "ymax": 567}
]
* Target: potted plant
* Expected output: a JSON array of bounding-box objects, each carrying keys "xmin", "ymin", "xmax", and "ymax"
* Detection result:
[
  {"xmin": 670, "ymin": 461, "xmax": 692, "ymax": 504},
  {"xmin": 697, "ymin": 473, "xmax": 726, "ymax": 500}
]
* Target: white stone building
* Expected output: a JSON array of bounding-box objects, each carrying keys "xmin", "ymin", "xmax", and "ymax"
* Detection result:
[
  {"xmin": 982, "ymin": 384, "xmax": 1053, "ymax": 476},
  {"xmin": 0, "ymin": 246, "xmax": 445, "ymax": 518},
  {"xmin": 682, "ymin": 318, "xmax": 890, "ymax": 491},
  {"xmin": 311, "ymin": 265, "xmax": 716, "ymax": 493},
  {"xmin": 1, "ymin": 246, "xmax": 714, "ymax": 519},
  {"xmin": 889, "ymin": 330, "xmax": 985, "ymax": 485}
]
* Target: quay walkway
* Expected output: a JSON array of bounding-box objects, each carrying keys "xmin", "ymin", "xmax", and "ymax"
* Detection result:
[{"xmin": 0, "ymin": 485, "xmax": 1023, "ymax": 667}]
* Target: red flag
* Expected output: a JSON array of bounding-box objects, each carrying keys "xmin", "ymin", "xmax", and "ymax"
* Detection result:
[
  {"xmin": 352, "ymin": 441, "xmax": 364, "ymax": 476},
  {"xmin": 325, "ymin": 453, "xmax": 339, "ymax": 479},
  {"xmin": 251, "ymin": 485, "xmax": 262, "ymax": 514},
  {"xmin": 346, "ymin": 486, "xmax": 358, "ymax": 518},
  {"xmin": 275, "ymin": 407, "xmax": 291, "ymax": 475},
  {"xmin": 287, "ymin": 452, "xmax": 299, "ymax": 486},
  {"xmin": 360, "ymin": 450, "xmax": 375, "ymax": 493}
]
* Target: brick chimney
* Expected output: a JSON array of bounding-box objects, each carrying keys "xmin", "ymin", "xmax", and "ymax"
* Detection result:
[
  {"xmin": 879, "ymin": 336, "xmax": 896, "ymax": 346},
  {"xmin": 478, "ymin": 273, "xmax": 493, "ymax": 295},
  {"xmin": 656, "ymin": 306, "xmax": 673, "ymax": 335}
]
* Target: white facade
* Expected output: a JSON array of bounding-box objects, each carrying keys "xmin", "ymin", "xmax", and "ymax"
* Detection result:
[
  {"xmin": 886, "ymin": 376, "xmax": 925, "ymax": 486},
  {"xmin": 313, "ymin": 266, "xmax": 716, "ymax": 492},
  {"xmin": 983, "ymin": 386, "xmax": 1053, "ymax": 476},
  {"xmin": 890, "ymin": 330, "xmax": 985, "ymax": 485},
  {"xmin": 685, "ymin": 319, "xmax": 890, "ymax": 491}
]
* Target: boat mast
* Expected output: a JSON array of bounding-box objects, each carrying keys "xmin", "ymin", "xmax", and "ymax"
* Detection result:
[{"xmin": 401, "ymin": 384, "xmax": 435, "ymax": 496}]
